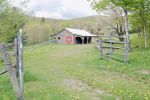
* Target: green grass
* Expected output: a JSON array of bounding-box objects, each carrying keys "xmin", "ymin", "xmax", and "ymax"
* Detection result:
[{"xmin": 0, "ymin": 43, "xmax": 150, "ymax": 100}]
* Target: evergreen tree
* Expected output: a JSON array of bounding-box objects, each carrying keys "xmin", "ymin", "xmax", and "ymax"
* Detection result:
[{"xmin": 41, "ymin": 17, "xmax": 45, "ymax": 23}]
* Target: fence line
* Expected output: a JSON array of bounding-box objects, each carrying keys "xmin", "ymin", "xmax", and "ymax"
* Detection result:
[
  {"xmin": 96, "ymin": 36, "xmax": 129, "ymax": 64},
  {"xmin": 23, "ymin": 40, "xmax": 55, "ymax": 52}
]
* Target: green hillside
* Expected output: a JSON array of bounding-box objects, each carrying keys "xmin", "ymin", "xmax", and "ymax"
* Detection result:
[
  {"xmin": 0, "ymin": 43, "xmax": 150, "ymax": 100},
  {"xmin": 23, "ymin": 15, "xmax": 113, "ymax": 45}
]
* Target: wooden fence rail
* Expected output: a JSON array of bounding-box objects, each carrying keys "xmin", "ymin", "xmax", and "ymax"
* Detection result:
[
  {"xmin": 0, "ymin": 65, "xmax": 15, "ymax": 75},
  {"xmin": 6, "ymin": 43, "xmax": 15, "ymax": 47},
  {"xmin": 0, "ymin": 38, "xmax": 19, "ymax": 77}
]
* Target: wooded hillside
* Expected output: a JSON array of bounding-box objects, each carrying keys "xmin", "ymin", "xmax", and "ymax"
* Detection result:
[
  {"xmin": 0, "ymin": 0, "xmax": 149, "ymax": 47},
  {"xmin": 23, "ymin": 15, "xmax": 114, "ymax": 45}
]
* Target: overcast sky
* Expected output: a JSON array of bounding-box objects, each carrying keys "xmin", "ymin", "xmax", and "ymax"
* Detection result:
[{"xmin": 26, "ymin": 0, "xmax": 99, "ymax": 19}]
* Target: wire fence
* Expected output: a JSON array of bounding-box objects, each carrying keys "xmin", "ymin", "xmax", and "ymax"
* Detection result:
[{"xmin": 24, "ymin": 40, "xmax": 56, "ymax": 52}]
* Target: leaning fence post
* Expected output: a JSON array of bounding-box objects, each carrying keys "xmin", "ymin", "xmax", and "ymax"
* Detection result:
[
  {"xmin": 99, "ymin": 37, "xmax": 102, "ymax": 58},
  {"xmin": 15, "ymin": 38, "xmax": 19, "ymax": 78},
  {"xmin": 0, "ymin": 44, "xmax": 24, "ymax": 100}
]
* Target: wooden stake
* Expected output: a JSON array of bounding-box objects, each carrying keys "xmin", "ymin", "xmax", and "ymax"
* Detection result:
[
  {"xmin": 99, "ymin": 37, "xmax": 102, "ymax": 58},
  {"xmin": 15, "ymin": 38, "xmax": 19, "ymax": 78}
]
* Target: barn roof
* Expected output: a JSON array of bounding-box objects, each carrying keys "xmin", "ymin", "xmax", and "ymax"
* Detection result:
[
  {"xmin": 49, "ymin": 28, "xmax": 99, "ymax": 37},
  {"xmin": 65, "ymin": 28, "xmax": 98, "ymax": 37}
]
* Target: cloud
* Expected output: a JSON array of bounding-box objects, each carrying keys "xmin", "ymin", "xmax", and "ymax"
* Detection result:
[
  {"xmin": 28, "ymin": 0, "xmax": 63, "ymax": 12},
  {"xmin": 60, "ymin": 9, "xmax": 89, "ymax": 19},
  {"xmin": 27, "ymin": 0, "xmax": 98, "ymax": 19}
]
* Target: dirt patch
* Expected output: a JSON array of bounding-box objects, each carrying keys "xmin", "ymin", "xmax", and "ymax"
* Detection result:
[
  {"xmin": 63, "ymin": 78, "xmax": 91, "ymax": 91},
  {"xmin": 116, "ymin": 98, "xmax": 120, "ymax": 100},
  {"xmin": 94, "ymin": 89, "xmax": 104, "ymax": 94},
  {"xmin": 63, "ymin": 78, "xmax": 112, "ymax": 100},
  {"xmin": 139, "ymin": 70, "xmax": 150, "ymax": 74},
  {"xmin": 99, "ymin": 65, "xmax": 106, "ymax": 67},
  {"xmin": 95, "ymin": 89, "xmax": 112, "ymax": 96}
]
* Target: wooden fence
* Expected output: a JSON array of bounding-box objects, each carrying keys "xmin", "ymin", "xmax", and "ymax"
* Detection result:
[
  {"xmin": 23, "ymin": 41, "xmax": 50, "ymax": 52},
  {"xmin": 0, "ymin": 38, "xmax": 24, "ymax": 100},
  {"xmin": 96, "ymin": 36, "xmax": 129, "ymax": 64},
  {"xmin": 0, "ymin": 38, "xmax": 19, "ymax": 75}
]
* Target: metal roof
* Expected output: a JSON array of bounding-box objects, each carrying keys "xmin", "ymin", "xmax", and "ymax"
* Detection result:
[{"xmin": 65, "ymin": 28, "xmax": 98, "ymax": 37}]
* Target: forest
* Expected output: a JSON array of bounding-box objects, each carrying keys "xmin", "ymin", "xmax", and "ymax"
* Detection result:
[{"xmin": 0, "ymin": 0, "xmax": 150, "ymax": 48}]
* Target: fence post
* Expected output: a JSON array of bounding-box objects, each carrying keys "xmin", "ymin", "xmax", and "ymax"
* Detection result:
[
  {"xmin": 99, "ymin": 37, "xmax": 102, "ymax": 58},
  {"xmin": 125, "ymin": 37, "xmax": 127, "ymax": 63},
  {"xmin": 15, "ymin": 38, "xmax": 19, "ymax": 78},
  {"xmin": 0, "ymin": 44, "xmax": 24, "ymax": 100},
  {"xmin": 18, "ymin": 29, "xmax": 24, "ymax": 93},
  {"xmin": 125, "ymin": 37, "xmax": 129, "ymax": 63},
  {"xmin": 110, "ymin": 36, "xmax": 112, "ymax": 60}
]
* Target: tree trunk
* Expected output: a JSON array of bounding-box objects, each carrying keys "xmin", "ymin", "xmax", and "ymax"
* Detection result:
[
  {"xmin": 138, "ymin": 26, "xmax": 141, "ymax": 37},
  {"xmin": 118, "ymin": 37, "xmax": 124, "ymax": 42},
  {"xmin": 144, "ymin": 24, "xmax": 147, "ymax": 47},
  {"xmin": 119, "ymin": 26, "xmax": 124, "ymax": 42},
  {"xmin": 123, "ymin": 8, "xmax": 132, "ymax": 51}
]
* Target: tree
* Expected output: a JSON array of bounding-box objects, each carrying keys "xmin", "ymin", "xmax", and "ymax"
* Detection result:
[
  {"xmin": 102, "ymin": 3, "xmax": 125, "ymax": 42},
  {"xmin": 60, "ymin": 21, "xmax": 69, "ymax": 29},
  {"xmin": 41, "ymin": 17, "xmax": 45, "ymax": 23},
  {"xmin": 23, "ymin": 22, "xmax": 53, "ymax": 45},
  {"xmin": 131, "ymin": 0, "xmax": 150, "ymax": 47},
  {"xmin": 0, "ymin": 0, "xmax": 32, "ymax": 43},
  {"xmin": 88, "ymin": 0, "xmax": 133, "ymax": 51}
]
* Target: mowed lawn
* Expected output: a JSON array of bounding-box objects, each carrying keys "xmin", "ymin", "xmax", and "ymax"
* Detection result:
[{"xmin": 0, "ymin": 44, "xmax": 150, "ymax": 100}]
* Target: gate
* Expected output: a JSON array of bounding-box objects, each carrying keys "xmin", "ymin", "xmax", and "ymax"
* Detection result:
[{"xmin": 98, "ymin": 36, "xmax": 129, "ymax": 64}]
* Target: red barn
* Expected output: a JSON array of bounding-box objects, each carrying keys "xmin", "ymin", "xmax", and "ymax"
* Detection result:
[{"xmin": 49, "ymin": 28, "xmax": 98, "ymax": 44}]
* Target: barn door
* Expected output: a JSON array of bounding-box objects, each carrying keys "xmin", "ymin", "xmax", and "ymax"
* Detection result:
[{"xmin": 66, "ymin": 36, "xmax": 73, "ymax": 44}]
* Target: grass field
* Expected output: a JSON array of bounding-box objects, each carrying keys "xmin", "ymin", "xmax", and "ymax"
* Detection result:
[{"xmin": 0, "ymin": 43, "xmax": 150, "ymax": 100}]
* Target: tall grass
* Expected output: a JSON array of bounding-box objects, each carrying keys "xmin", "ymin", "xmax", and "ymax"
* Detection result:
[{"xmin": 130, "ymin": 33, "xmax": 150, "ymax": 48}]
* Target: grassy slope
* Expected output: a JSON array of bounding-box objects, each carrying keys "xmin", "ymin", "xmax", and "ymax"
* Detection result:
[{"xmin": 0, "ymin": 43, "xmax": 150, "ymax": 100}]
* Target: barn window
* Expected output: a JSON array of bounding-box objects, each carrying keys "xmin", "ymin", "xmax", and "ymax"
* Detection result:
[{"xmin": 58, "ymin": 37, "xmax": 60, "ymax": 39}]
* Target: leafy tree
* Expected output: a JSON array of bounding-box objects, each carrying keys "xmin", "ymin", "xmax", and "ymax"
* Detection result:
[
  {"xmin": 24, "ymin": 22, "xmax": 53, "ymax": 45},
  {"xmin": 60, "ymin": 21, "xmax": 69, "ymax": 29},
  {"xmin": 0, "ymin": 0, "xmax": 31, "ymax": 43},
  {"xmin": 130, "ymin": 0, "xmax": 150, "ymax": 47},
  {"xmin": 88, "ymin": 0, "xmax": 133, "ymax": 51},
  {"xmin": 101, "ymin": 3, "xmax": 125, "ymax": 42}
]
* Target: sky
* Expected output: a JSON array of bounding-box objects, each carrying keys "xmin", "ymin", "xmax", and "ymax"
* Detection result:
[{"xmin": 26, "ymin": 0, "xmax": 99, "ymax": 19}]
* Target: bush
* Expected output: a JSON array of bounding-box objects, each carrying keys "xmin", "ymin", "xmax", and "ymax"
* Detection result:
[
  {"xmin": 23, "ymin": 22, "xmax": 53, "ymax": 45},
  {"xmin": 130, "ymin": 34, "xmax": 150, "ymax": 48}
]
